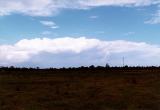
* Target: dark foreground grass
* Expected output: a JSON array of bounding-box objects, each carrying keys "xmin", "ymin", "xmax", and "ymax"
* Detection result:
[{"xmin": 0, "ymin": 68, "xmax": 160, "ymax": 110}]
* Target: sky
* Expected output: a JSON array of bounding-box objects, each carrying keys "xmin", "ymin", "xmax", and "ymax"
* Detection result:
[{"xmin": 1, "ymin": 0, "xmax": 160, "ymax": 67}]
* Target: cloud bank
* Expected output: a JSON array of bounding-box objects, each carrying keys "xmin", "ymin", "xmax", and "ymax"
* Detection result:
[
  {"xmin": 1, "ymin": 37, "xmax": 160, "ymax": 67},
  {"xmin": 0, "ymin": 0, "xmax": 159, "ymax": 16}
]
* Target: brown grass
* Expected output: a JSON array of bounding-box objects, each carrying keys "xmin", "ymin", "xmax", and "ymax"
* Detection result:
[{"xmin": 0, "ymin": 68, "xmax": 160, "ymax": 110}]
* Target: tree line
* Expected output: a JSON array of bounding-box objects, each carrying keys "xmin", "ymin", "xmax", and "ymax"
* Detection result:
[{"xmin": 1, "ymin": 64, "xmax": 160, "ymax": 71}]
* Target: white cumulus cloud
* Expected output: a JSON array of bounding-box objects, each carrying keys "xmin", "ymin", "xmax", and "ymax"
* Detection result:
[{"xmin": 0, "ymin": 37, "xmax": 160, "ymax": 67}]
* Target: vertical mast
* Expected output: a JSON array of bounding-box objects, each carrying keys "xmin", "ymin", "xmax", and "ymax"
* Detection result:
[{"xmin": 123, "ymin": 57, "xmax": 125, "ymax": 67}]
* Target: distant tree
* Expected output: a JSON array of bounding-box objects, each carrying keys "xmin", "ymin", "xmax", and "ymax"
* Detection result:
[
  {"xmin": 10, "ymin": 66, "xmax": 15, "ymax": 69},
  {"xmin": 105, "ymin": 63, "xmax": 110, "ymax": 68},
  {"xmin": 79, "ymin": 66, "xmax": 84, "ymax": 70},
  {"xmin": 89, "ymin": 65, "xmax": 95, "ymax": 69},
  {"xmin": 124, "ymin": 65, "xmax": 128, "ymax": 68}
]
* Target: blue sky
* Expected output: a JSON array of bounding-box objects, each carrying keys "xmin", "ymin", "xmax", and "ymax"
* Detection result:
[{"xmin": 1, "ymin": 0, "xmax": 160, "ymax": 67}]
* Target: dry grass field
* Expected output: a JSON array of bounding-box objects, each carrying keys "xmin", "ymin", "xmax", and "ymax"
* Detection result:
[{"xmin": 0, "ymin": 68, "xmax": 160, "ymax": 110}]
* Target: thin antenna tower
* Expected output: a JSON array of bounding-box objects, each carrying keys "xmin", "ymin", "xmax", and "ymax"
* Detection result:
[{"xmin": 123, "ymin": 57, "xmax": 125, "ymax": 67}]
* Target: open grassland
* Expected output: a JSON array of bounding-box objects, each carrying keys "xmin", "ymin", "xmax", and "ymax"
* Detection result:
[{"xmin": 0, "ymin": 68, "xmax": 160, "ymax": 110}]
